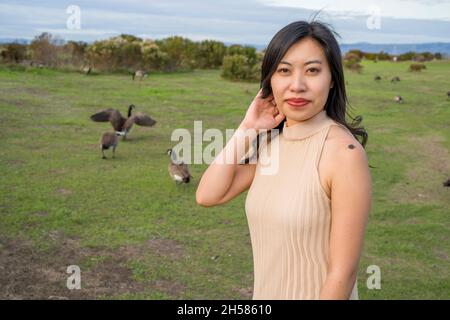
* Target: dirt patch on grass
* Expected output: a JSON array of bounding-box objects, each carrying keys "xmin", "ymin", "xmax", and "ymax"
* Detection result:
[
  {"xmin": 33, "ymin": 211, "xmax": 48, "ymax": 217},
  {"xmin": 0, "ymin": 233, "xmax": 186, "ymax": 299},
  {"xmin": 117, "ymin": 237, "xmax": 186, "ymax": 264},
  {"xmin": 55, "ymin": 188, "xmax": 72, "ymax": 196},
  {"xmin": 234, "ymin": 287, "xmax": 253, "ymax": 299},
  {"xmin": 389, "ymin": 135, "xmax": 449, "ymax": 204}
]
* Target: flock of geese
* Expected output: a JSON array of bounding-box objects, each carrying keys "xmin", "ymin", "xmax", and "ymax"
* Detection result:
[
  {"xmin": 375, "ymin": 74, "xmax": 450, "ymax": 104},
  {"xmin": 90, "ymin": 104, "xmax": 193, "ymax": 184},
  {"xmin": 374, "ymin": 75, "xmax": 405, "ymax": 103}
]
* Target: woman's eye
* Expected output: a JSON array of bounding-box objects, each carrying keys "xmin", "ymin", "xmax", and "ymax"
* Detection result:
[
  {"xmin": 307, "ymin": 68, "xmax": 320, "ymax": 74},
  {"xmin": 278, "ymin": 68, "xmax": 289, "ymax": 73}
]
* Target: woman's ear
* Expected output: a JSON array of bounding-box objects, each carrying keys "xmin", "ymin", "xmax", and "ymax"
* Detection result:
[{"xmin": 330, "ymin": 81, "xmax": 334, "ymax": 89}]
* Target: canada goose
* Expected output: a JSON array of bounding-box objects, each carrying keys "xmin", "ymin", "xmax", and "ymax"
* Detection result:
[
  {"xmin": 100, "ymin": 132, "xmax": 120, "ymax": 159},
  {"xmin": 391, "ymin": 76, "xmax": 400, "ymax": 82},
  {"xmin": 443, "ymin": 178, "xmax": 450, "ymax": 187},
  {"xmin": 90, "ymin": 104, "xmax": 156, "ymax": 140},
  {"xmin": 83, "ymin": 66, "xmax": 91, "ymax": 75},
  {"xmin": 374, "ymin": 75, "xmax": 381, "ymax": 81},
  {"xmin": 167, "ymin": 148, "xmax": 192, "ymax": 184},
  {"xmin": 394, "ymin": 95, "xmax": 404, "ymax": 103},
  {"xmin": 132, "ymin": 70, "xmax": 145, "ymax": 81}
]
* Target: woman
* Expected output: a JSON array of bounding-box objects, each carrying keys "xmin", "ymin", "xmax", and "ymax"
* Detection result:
[{"xmin": 196, "ymin": 20, "xmax": 372, "ymax": 300}]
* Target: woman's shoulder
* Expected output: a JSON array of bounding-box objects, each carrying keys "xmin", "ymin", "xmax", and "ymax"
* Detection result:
[
  {"xmin": 324, "ymin": 122, "xmax": 366, "ymax": 159},
  {"xmin": 327, "ymin": 123, "xmax": 357, "ymax": 144}
]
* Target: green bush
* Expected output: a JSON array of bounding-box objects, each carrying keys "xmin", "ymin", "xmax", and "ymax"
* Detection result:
[
  {"xmin": 409, "ymin": 63, "xmax": 426, "ymax": 72},
  {"xmin": 1, "ymin": 43, "xmax": 27, "ymax": 63},
  {"xmin": 221, "ymin": 54, "xmax": 260, "ymax": 81}
]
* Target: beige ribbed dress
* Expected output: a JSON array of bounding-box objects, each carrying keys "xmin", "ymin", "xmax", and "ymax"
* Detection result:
[{"xmin": 245, "ymin": 109, "xmax": 358, "ymax": 300}]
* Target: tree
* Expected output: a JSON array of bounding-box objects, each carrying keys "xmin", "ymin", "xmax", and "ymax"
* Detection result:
[
  {"xmin": 29, "ymin": 32, "xmax": 62, "ymax": 66},
  {"xmin": 1, "ymin": 43, "xmax": 27, "ymax": 63}
]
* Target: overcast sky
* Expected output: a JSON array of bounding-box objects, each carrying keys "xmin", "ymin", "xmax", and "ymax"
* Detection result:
[{"xmin": 1, "ymin": 0, "xmax": 449, "ymax": 45}]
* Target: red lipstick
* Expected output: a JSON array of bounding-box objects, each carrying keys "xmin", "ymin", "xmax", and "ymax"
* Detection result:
[{"xmin": 286, "ymin": 98, "xmax": 311, "ymax": 107}]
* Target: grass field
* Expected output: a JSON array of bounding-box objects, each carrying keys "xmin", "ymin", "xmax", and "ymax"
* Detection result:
[{"xmin": 0, "ymin": 60, "xmax": 449, "ymax": 299}]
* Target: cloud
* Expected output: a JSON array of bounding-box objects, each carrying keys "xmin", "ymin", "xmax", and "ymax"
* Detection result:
[
  {"xmin": 0, "ymin": 0, "xmax": 449, "ymax": 44},
  {"xmin": 34, "ymin": 28, "xmax": 119, "ymax": 36},
  {"xmin": 257, "ymin": 0, "xmax": 450, "ymax": 20}
]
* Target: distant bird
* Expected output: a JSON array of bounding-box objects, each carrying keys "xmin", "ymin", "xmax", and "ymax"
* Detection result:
[
  {"xmin": 100, "ymin": 132, "xmax": 120, "ymax": 159},
  {"xmin": 374, "ymin": 75, "xmax": 382, "ymax": 81},
  {"xmin": 83, "ymin": 66, "xmax": 91, "ymax": 75},
  {"xmin": 394, "ymin": 95, "xmax": 404, "ymax": 103},
  {"xmin": 90, "ymin": 104, "xmax": 156, "ymax": 140},
  {"xmin": 391, "ymin": 76, "xmax": 400, "ymax": 83},
  {"xmin": 167, "ymin": 149, "xmax": 192, "ymax": 184},
  {"xmin": 443, "ymin": 178, "xmax": 450, "ymax": 187},
  {"xmin": 132, "ymin": 70, "xmax": 146, "ymax": 81},
  {"xmin": 447, "ymin": 91, "xmax": 450, "ymax": 98}
]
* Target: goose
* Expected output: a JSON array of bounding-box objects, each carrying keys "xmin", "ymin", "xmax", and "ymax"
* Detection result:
[
  {"xmin": 391, "ymin": 76, "xmax": 400, "ymax": 82},
  {"xmin": 374, "ymin": 75, "xmax": 381, "ymax": 81},
  {"xmin": 132, "ymin": 70, "xmax": 145, "ymax": 81},
  {"xmin": 447, "ymin": 91, "xmax": 450, "ymax": 98},
  {"xmin": 90, "ymin": 104, "xmax": 156, "ymax": 140},
  {"xmin": 83, "ymin": 66, "xmax": 91, "ymax": 75},
  {"xmin": 100, "ymin": 132, "xmax": 120, "ymax": 159},
  {"xmin": 443, "ymin": 178, "xmax": 450, "ymax": 187},
  {"xmin": 167, "ymin": 149, "xmax": 192, "ymax": 184},
  {"xmin": 394, "ymin": 95, "xmax": 404, "ymax": 103}
]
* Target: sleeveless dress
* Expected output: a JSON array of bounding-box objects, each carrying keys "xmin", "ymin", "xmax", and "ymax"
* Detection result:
[{"xmin": 245, "ymin": 109, "xmax": 359, "ymax": 300}]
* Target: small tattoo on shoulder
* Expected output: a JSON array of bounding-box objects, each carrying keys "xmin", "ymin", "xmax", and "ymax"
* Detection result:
[{"xmin": 348, "ymin": 144, "xmax": 355, "ymax": 149}]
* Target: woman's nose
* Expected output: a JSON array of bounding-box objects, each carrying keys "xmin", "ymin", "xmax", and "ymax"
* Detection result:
[{"xmin": 289, "ymin": 74, "xmax": 306, "ymax": 92}]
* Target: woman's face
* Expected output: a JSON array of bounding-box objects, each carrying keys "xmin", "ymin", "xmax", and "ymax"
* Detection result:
[{"xmin": 270, "ymin": 37, "xmax": 333, "ymax": 126}]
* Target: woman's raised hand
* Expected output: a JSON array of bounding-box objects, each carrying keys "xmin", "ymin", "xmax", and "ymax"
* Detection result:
[{"xmin": 240, "ymin": 89, "xmax": 285, "ymax": 132}]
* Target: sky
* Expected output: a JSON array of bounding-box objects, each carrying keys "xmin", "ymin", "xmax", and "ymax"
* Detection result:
[{"xmin": 0, "ymin": 0, "xmax": 449, "ymax": 45}]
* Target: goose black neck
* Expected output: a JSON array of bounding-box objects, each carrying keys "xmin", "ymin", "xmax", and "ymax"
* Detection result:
[{"xmin": 128, "ymin": 105, "xmax": 134, "ymax": 117}]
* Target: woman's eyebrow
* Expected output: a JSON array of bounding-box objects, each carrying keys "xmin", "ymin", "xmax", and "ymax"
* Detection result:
[{"xmin": 279, "ymin": 59, "xmax": 322, "ymax": 66}]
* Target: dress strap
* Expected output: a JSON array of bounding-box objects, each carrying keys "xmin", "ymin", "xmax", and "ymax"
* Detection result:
[
  {"xmin": 314, "ymin": 124, "xmax": 333, "ymax": 168},
  {"xmin": 314, "ymin": 122, "xmax": 354, "ymax": 167}
]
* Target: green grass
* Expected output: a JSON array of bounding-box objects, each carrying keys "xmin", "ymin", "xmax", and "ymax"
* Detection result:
[{"xmin": 0, "ymin": 60, "xmax": 449, "ymax": 299}]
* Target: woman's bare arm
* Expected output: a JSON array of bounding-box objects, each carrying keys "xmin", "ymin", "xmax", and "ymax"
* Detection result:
[
  {"xmin": 195, "ymin": 124, "xmax": 257, "ymax": 207},
  {"xmin": 196, "ymin": 89, "xmax": 285, "ymax": 207},
  {"xmin": 319, "ymin": 137, "xmax": 372, "ymax": 299}
]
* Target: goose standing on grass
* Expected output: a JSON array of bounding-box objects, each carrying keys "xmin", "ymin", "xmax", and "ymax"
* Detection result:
[
  {"xmin": 90, "ymin": 104, "xmax": 156, "ymax": 140},
  {"xmin": 443, "ymin": 178, "xmax": 450, "ymax": 187},
  {"xmin": 83, "ymin": 66, "xmax": 92, "ymax": 75},
  {"xmin": 167, "ymin": 149, "xmax": 192, "ymax": 184},
  {"xmin": 394, "ymin": 95, "xmax": 404, "ymax": 103},
  {"xmin": 100, "ymin": 132, "xmax": 120, "ymax": 159},
  {"xmin": 132, "ymin": 70, "xmax": 145, "ymax": 80}
]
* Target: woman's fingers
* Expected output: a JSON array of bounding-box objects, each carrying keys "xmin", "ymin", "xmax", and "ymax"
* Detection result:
[
  {"xmin": 255, "ymin": 88, "xmax": 263, "ymax": 99},
  {"xmin": 271, "ymin": 106, "xmax": 279, "ymax": 115},
  {"xmin": 274, "ymin": 112, "xmax": 286, "ymax": 124}
]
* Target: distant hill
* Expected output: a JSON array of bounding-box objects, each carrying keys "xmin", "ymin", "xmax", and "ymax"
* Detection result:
[
  {"xmin": 0, "ymin": 38, "xmax": 30, "ymax": 45},
  {"xmin": 229, "ymin": 41, "xmax": 450, "ymax": 56},
  {"xmin": 339, "ymin": 42, "xmax": 450, "ymax": 56}
]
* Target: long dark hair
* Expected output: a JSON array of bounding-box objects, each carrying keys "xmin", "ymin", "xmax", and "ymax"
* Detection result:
[{"xmin": 251, "ymin": 20, "xmax": 368, "ymax": 159}]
